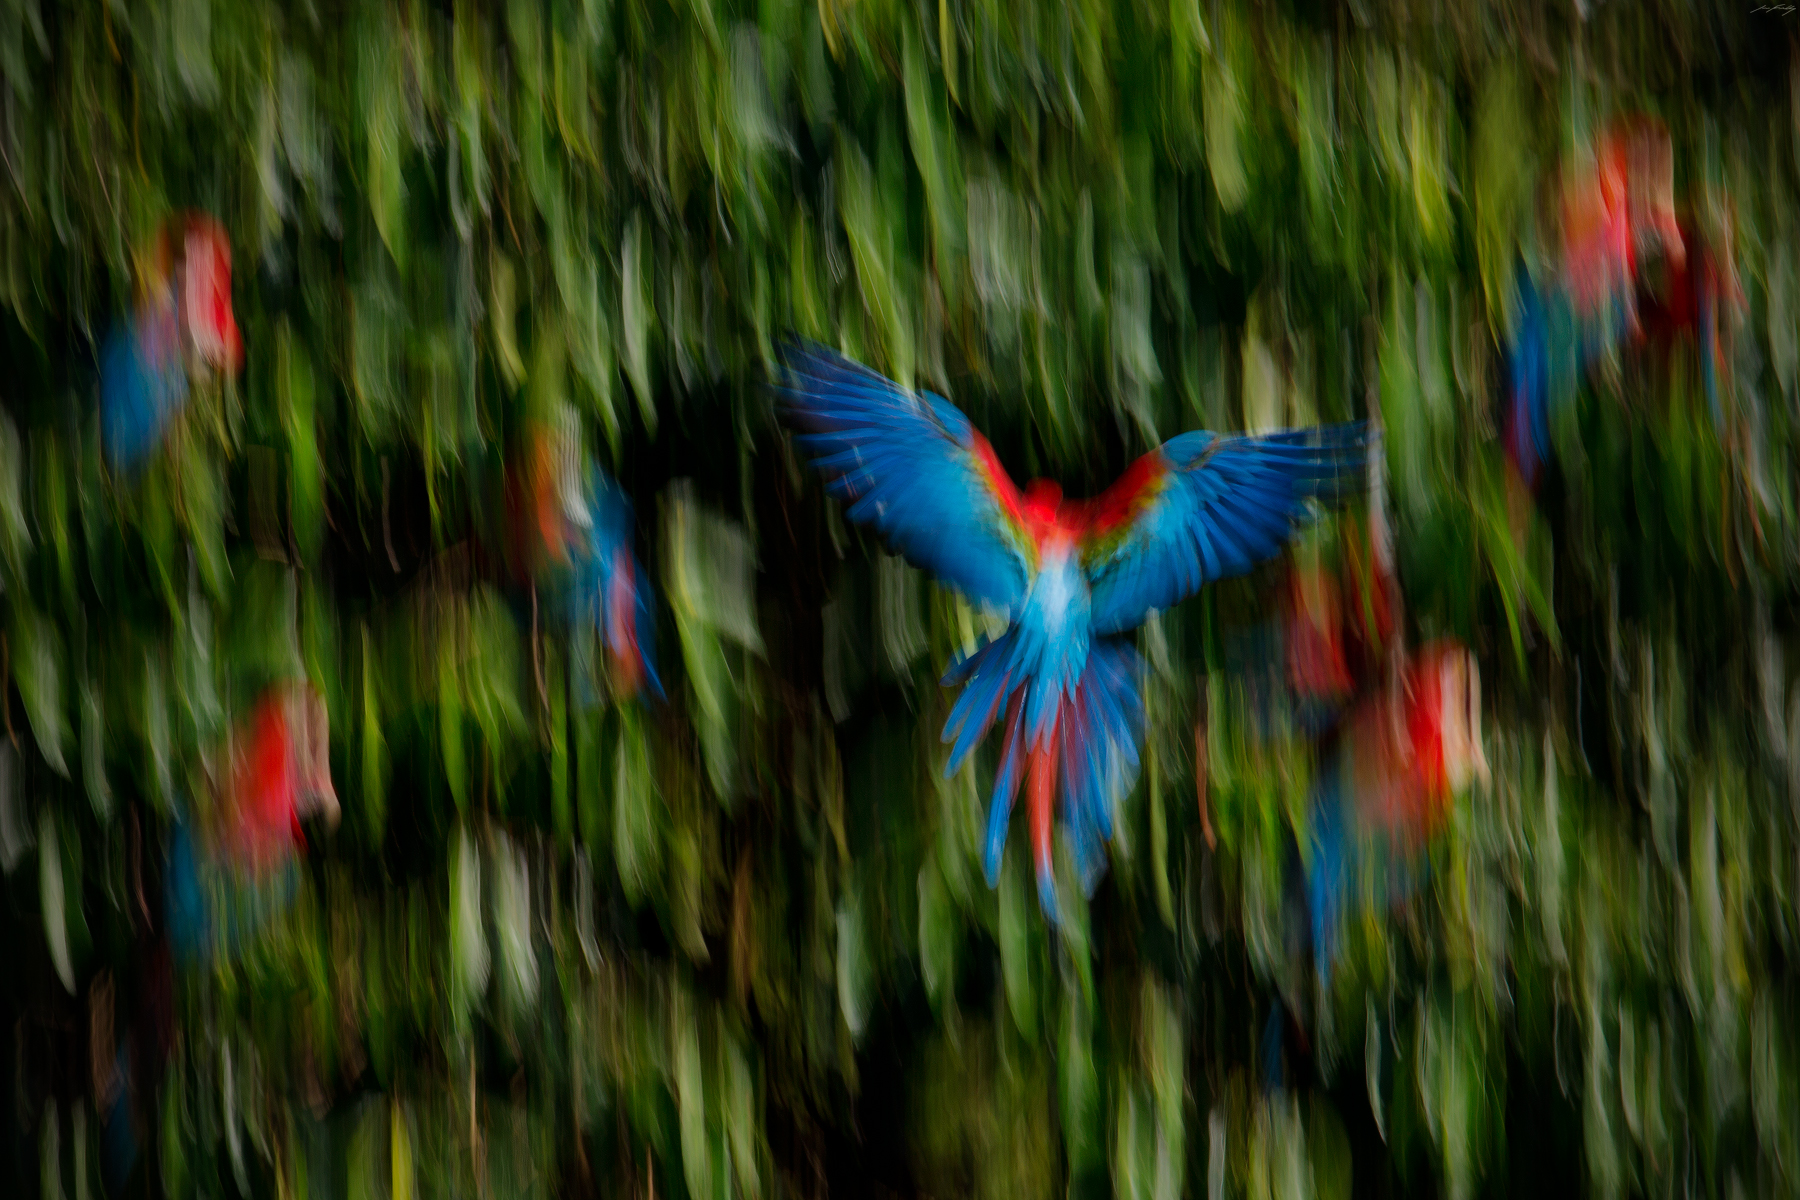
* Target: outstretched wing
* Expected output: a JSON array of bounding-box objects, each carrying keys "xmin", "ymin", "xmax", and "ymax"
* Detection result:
[
  {"xmin": 1081, "ymin": 422, "xmax": 1371, "ymax": 636},
  {"xmin": 776, "ymin": 342, "xmax": 1034, "ymax": 614}
]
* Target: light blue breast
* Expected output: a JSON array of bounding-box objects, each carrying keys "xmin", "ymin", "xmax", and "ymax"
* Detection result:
[{"xmin": 1013, "ymin": 548, "xmax": 1092, "ymax": 747}]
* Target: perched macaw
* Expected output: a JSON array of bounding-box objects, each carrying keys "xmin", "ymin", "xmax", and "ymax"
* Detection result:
[
  {"xmin": 502, "ymin": 418, "xmax": 662, "ymax": 704},
  {"xmin": 778, "ymin": 342, "xmax": 1370, "ymax": 919},
  {"xmin": 165, "ymin": 683, "xmax": 337, "ymax": 962},
  {"xmin": 1303, "ymin": 642, "xmax": 1486, "ymax": 978},
  {"xmin": 100, "ymin": 213, "xmax": 243, "ymax": 471}
]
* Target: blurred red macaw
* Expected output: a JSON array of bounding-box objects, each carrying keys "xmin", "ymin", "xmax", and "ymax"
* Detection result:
[
  {"xmin": 100, "ymin": 213, "xmax": 243, "ymax": 470},
  {"xmin": 1557, "ymin": 116, "xmax": 1684, "ymax": 330},
  {"xmin": 1505, "ymin": 116, "xmax": 1687, "ymax": 492},
  {"xmin": 500, "ymin": 416, "xmax": 662, "ymax": 704},
  {"xmin": 1304, "ymin": 641, "xmax": 1487, "ymax": 976},
  {"xmin": 166, "ymin": 683, "xmax": 337, "ymax": 961},
  {"xmin": 780, "ymin": 341, "xmax": 1370, "ymax": 920},
  {"xmin": 210, "ymin": 682, "xmax": 338, "ymax": 873}
]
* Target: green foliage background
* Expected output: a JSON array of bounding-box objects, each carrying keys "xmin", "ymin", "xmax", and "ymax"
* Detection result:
[{"xmin": 3, "ymin": 0, "xmax": 1800, "ymax": 1196}]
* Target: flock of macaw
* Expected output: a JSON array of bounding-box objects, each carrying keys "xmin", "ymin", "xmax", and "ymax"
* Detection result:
[{"xmin": 83, "ymin": 112, "xmax": 1730, "ymax": 1157}]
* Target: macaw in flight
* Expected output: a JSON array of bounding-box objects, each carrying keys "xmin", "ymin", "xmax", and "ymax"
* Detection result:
[
  {"xmin": 1504, "ymin": 115, "xmax": 1745, "ymax": 498},
  {"xmin": 100, "ymin": 212, "xmax": 244, "ymax": 471},
  {"xmin": 1302, "ymin": 641, "xmax": 1487, "ymax": 979},
  {"xmin": 778, "ymin": 342, "xmax": 1371, "ymax": 920},
  {"xmin": 1504, "ymin": 116, "xmax": 1691, "ymax": 490},
  {"xmin": 501, "ymin": 413, "xmax": 662, "ymax": 705},
  {"xmin": 165, "ymin": 682, "xmax": 338, "ymax": 963}
]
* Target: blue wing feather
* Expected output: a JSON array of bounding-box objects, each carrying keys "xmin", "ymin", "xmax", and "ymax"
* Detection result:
[
  {"xmin": 777, "ymin": 342, "xmax": 1033, "ymax": 614},
  {"xmin": 1085, "ymin": 424, "xmax": 1371, "ymax": 636},
  {"xmin": 1506, "ymin": 263, "xmax": 1555, "ymax": 486},
  {"xmin": 983, "ymin": 696, "xmax": 1028, "ymax": 884},
  {"xmin": 944, "ymin": 658, "xmax": 1015, "ymax": 774}
]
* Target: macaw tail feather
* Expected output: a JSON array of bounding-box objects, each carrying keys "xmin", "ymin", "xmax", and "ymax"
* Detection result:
[
  {"xmin": 983, "ymin": 692, "xmax": 1028, "ymax": 883},
  {"xmin": 1027, "ymin": 738, "xmax": 1061, "ymax": 920},
  {"xmin": 556, "ymin": 475, "xmax": 662, "ymax": 710},
  {"xmin": 634, "ymin": 564, "xmax": 665, "ymax": 701},
  {"xmin": 586, "ymin": 472, "xmax": 664, "ymax": 705},
  {"xmin": 604, "ymin": 550, "xmax": 664, "ymax": 703},
  {"xmin": 943, "ymin": 633, "xmax": 1017, "ymax": 779},
  {"xmin": 961, "ymin": 636, "xmax": 1145, "ymax": 920},
  {"xmin": 1304, "ymin": 765, "xmax": 1440, "ymax": 984}
]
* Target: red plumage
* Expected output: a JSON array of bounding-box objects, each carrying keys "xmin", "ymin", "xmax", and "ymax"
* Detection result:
[
  {"xmin": 1558, "ymin": 116, "xmax": 1683, "ymax": 326},
  {"xmin": 209, "ymin": 685, "xmax": 337, "ymax": 876},
  {"xmin": 1340, "ymin": 641, "xmax": 1485, "ymax": 846},
  {"xmin": 503, "ymin": 423, "xmax": 579, "ymax": 581},
  {"xmin": 1284, "ymin": 515, "xmax": 1398, "ymax": 713},
  {"xmin": 1068, "ymin": 451, "xmax": 1170, "ymax": 542},
  {"xmin": 178, "ymin": 215, "xmax": 242, "ymax": 375}
]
